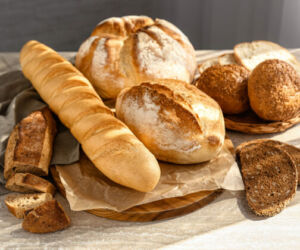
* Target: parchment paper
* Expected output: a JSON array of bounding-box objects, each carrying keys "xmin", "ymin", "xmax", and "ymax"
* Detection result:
[{"xmin": 56, "ymin": 138, "xmax": 244, "ymax": 212}]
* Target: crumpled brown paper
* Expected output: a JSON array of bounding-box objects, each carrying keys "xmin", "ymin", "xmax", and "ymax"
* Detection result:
[{"xmin": 56, "ymin": 138, "xmax": 244, "ymax": 212}]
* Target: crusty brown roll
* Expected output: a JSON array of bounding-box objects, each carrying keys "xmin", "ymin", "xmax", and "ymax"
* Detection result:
[
  {"xmin": 248, "ymin": 59, "xmax": 300, "ymax": 121},
  {"xmin": 76, "ymin": 16, "xmax": 197, "ymax": 99},
  {"xmin": 116, "ymin": 79, "xmax": 225, "ymax": 164},
  {"xmin": 196, "ymin": 64, "xmax": 250, "ymax": 115},
  {"xmin": 20, "ymin": 40, "xmax": 161, "ymax": 192}
]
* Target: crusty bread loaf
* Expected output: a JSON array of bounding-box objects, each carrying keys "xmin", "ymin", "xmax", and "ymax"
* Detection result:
[
  {"xmin": 248, "ymin": 59, "xmax": 300, "ymax": 121},
  {"xmin": 5, "ymin": 173, "xmax": 55, "ymax": 195},
  {"xmin": 5, "ymin": 193, "xmax": 53, "ymax": 219},
  {"xmin": 22, "ymin": 200, "xmax": 70, "ymax": 233},
  {"xmin": 234, "ymin": 40, "xmax": 300, "ymax": 72},
  {"xmin": 116, "ymin": 79, "xmax": 225, "ymax": 164},
  {"xmin": 196, "ymin": 64, "xmax": 250, "ymax": 114},
  {"xmin": 20, "ymin": 40, "xmax": 160, "ymax": 192},
  {"xmin": 4, "ymin": 108, "xmax": 56, "ymax": 179},
  {"xmin": 238, "ymin": 142, "xmax": 297, "ymax": 216},
  {"xmin": 76, "ymin": 16, "xmax": 197, "ymax": 99}
]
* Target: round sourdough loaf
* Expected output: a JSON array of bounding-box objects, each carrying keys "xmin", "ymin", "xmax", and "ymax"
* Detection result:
[
  {"xmin": 75, "ymin": 16, "xmax": 197, "ymax": 99},
  {"xmin": 115, "ymin": 79, "xmax": 225, "ymax": 164},
  {"xmin": 248, "ymin": 59, "xmax": 300, "ymax": 121}
]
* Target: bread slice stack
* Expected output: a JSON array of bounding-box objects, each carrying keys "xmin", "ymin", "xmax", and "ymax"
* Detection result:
[
  {"xmin": 236, "ymin": 139, "xmax": 299, "ymax": 216},
  {"xmin": 4, "ymin": 108, "xmax": 70, "ymax": 233}
]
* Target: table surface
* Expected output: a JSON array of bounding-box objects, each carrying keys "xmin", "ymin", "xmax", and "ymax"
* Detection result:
[{"xmin": 0, "ymin": 51, "xmax": 300, "ymax": 250}]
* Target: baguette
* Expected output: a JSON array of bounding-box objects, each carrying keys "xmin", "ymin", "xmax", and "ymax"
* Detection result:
[{"xmin": 20, "ymin": 40, "xmax": 161, "ymax": 192}]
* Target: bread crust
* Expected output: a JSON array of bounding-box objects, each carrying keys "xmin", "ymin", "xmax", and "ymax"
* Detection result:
[
  {"xmin": 196, "ymin": 64, "xmax": 250, "ymax": 114},
  {"xmin": 4, "ymin": 107, "xmax": 56, "ymax": 179},
  {"xmin": 116, "ymin": 79, "xmax": 225, "ymax": 164},
  {"xmin": 76, "ymin": 16, "xmax": 197, "ymax": 99},
  {"xmin": 248, "ymin": 59, "xmax": 300, "ymax": 121}
]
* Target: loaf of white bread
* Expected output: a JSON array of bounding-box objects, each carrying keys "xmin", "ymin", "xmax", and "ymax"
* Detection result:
[
  {"xmin": 76, "ymin": 15, "xmax": 197, "ymax": 99},
  {"xmin": 116, "ymin": 79, "xmax": 225, "ymax": 164},
  {"xmin": 20, "ymin": 40, "xmax": 161, "ymax": 192}
]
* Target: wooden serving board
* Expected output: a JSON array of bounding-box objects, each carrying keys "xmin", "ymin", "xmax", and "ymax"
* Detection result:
[
  {"xmin": 50, "ymin": 167, "xmax": 221, "ymax": 222},
  {"xmin": 224, "ymin": 110, "xmax": 300, "ymax": 134}
]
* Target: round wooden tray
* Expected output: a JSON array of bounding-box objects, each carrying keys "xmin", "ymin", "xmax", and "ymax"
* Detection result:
[
  {"xmin": 224, "ymin": 110, "xmax": 300, "ymax": 134},
  {"xmin": 50, "ymin": 167, "xmax": 222, "ymax": 222}
]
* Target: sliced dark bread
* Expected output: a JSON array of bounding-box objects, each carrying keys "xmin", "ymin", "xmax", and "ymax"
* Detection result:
[
  {"xmin": 236, "ymin": 139, "xmax": 300, "ymax": 184},
  {"xmin": 5, "ymin": 193, "xmax": 53, "ymax": 219},
  {"xmin": 22, "ymin": 200, "xmax": 70, "ymax": 233},
  {"xmin": 5, "ymin": 173, "xmax": 56, "ymax": 195},
  {"xmin": 238, "ymin": 142, "xmax": 297, "ymax": 216}
]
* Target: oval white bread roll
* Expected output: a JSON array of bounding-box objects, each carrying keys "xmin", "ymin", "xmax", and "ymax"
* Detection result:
[
  {"xmin": 75, "ymin": 16, "xmax": 197, "ymax": 99},
  {"xmin": 116, "ymin": 79, "xmax": 225, "ymax": 164},
  {"xmin": 19, "ymin": 40, "xmax": 161, "ymax": 192}
]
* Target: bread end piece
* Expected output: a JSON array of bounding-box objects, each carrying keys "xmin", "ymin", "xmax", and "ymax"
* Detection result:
[{"xmin": 22, "ymin": 200, "xmax": 70, "ymax": 233}]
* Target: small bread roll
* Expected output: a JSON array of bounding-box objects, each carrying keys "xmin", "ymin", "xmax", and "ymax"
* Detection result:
[
  {"xmin": 248, "ymin": 59, "xmax": 300, "ymax": 121},
  {"xmin": 76, "ymin": 16, "xmax": 197, "ymax": 99},
  {"xmin": 196, "ymin": 64, "xmax": 250, "ymax": 114},
  {"xmin": 116, "ymin": 79, "xmax": 225, "ymax": 164}
]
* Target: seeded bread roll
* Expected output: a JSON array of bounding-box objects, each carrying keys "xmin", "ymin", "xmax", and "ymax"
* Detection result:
[
  {"xmin": 116, "ymin": 79, "xmax": 225, "ymax": 164},
  {"xmin": 196, "ymin": 64, "xmax": 250, "ymax": 114},
  {"xmin": 76, "ymin": 16, "xmax": 197, "ymax": 99},
  {"xmin": 238, "ymin": 142, "xmax": 297, "ymax": 216},
  {"xmin": 248, "ymin": 59, "xmax": 300, "ymax": 121}
]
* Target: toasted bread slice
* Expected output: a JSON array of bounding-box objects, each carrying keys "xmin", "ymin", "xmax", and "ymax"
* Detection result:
[
  {"xmin": 4, "ymin": 193, "xmax": 53, "ymax": 219},
  {"xmin": 238, "ymin": 142, "xmax": 297, "ymax": 216},
  {"xmin": 218, "ymin": 53, "xmax": 237, "ymax": 65},
  {"xmin": 237, "ymin": 139, "xmax": 300, "ymax": 184},
  {"xmin": 22, "ymin": 200, "xmax": 70, "ymax": 233},
  {"xmin": 234, "ymin": 40, "xmax": 300, "ymax": 72},
  {"xmin": 5, "ymin": 173, "xmax": 56, "ymax": 195}
]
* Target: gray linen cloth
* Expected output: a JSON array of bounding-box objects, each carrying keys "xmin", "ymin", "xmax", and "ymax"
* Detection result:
[{"xmin": 0, "ymin": 70, "xmax": 80, "ymax": 190}]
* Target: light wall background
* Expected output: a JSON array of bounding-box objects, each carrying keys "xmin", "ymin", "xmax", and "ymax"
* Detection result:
[{"xmin": 0, "ymin": 0, "xmax": 299, "ymax": 51}]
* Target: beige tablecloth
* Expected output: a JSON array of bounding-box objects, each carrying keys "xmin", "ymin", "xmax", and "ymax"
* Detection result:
[{"xmin": 0, "ymin": 51, "xmax": 299, "ymax": 250}]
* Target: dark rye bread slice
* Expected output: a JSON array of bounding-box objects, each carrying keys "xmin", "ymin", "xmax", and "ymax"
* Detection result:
[
  {"xmin": 236, "ymin": 139, "xmax": 300, "ymax": 184},
  {"xmin": 238, "ymin": 143, "xmax": 297, "ymax": 216}
]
